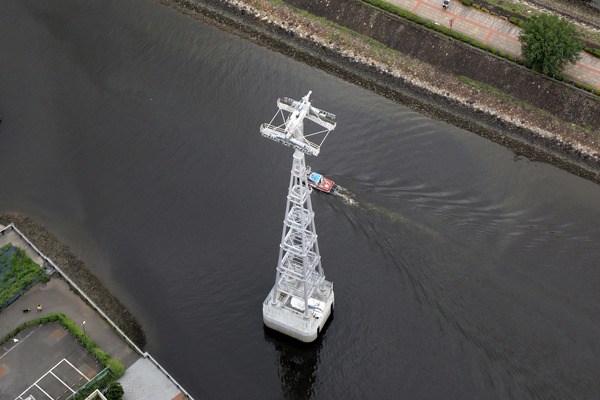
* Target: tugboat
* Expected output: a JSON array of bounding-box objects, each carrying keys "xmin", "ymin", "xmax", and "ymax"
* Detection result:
[{"xmin": 308, "ymin": 172, "xmax": 336, "ymax": 194}]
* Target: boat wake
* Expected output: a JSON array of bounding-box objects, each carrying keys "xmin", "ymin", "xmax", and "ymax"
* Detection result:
[
  {"xmin": 332, "ymin": 185, "xmax": 358, "ymax": 206},
  {"xmin": 333, "ymin": 184, "xmax": 440, "ymax": 238}
]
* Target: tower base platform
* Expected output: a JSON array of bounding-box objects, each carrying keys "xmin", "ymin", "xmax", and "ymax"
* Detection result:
[{"xmin": 263, "ymin": 281, "xmax": 334, "ymax": 343}]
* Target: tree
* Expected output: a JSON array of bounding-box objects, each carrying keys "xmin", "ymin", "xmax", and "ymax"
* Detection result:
[
  {"xmin": 105, "ymin": 381, "xmax": 124, "ymax": 400},
  {"xmin": 519, "ymin": 13, "xmax": 584, "ymax": 76}
]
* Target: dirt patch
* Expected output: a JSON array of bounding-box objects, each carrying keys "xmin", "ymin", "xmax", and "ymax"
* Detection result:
[{"xmin": 0, "ymin": 214, "xmax": 147, "ymax": 349}]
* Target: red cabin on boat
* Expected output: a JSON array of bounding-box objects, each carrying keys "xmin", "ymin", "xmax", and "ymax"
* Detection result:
[{"xmin": 308, "ymin": 172, "xmax": 335, "ymax": 193}]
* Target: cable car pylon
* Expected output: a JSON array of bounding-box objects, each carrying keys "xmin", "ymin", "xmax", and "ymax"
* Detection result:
[{"xmin": 260, "ymin": 91, "xmax": 336, "ymax": 342}]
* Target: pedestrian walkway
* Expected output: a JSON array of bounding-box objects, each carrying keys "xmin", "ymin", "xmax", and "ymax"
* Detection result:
[{"xmin": 387, "ymin": 0, "xmax": 600, "ymax": 89}]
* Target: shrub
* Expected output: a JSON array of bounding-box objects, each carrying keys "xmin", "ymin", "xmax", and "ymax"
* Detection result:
[
  {"xmin": 96, "ymin": 348, "xmax": 110, "ymax": 364},
  {"xmin": 574, "ymin": 82, "xmax": 583, "ymax": 89},
  {"xmin": 498, "ymin": 51, "xmax": 507, "ymax": 58},
  {"xmin": 69, "ymin": 372, "xmax": 114, "ymax": 400},
  {"xmin": 519, "ymin": 13, "xmax": 584, "ymax": 76},
  {"xmin": 107, "ymin": 358, "xmax": 125, "ymax": 379},
  {"xmin": 584, "ymin": 47, "xmax": 600, "ymax": 58},
  {"xmin": 509, "ymin": 17, "xmax": 525, "ymax": 27},
  {"xmin": 106, "ymin": 381, "xmax": 125, "ymax": 400},
  {"xmin": 507, "ymin": 55, "xmax": 516, "ymax": 62}
]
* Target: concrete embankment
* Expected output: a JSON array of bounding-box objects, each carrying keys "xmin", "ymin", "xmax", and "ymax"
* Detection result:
[
  {"xmin": 158, "ymin": 0, "xmax": 600, "ymax": 183},
  {"xmin": 0, "ymin": 214, "xmax": 147, "ymax": 349}
]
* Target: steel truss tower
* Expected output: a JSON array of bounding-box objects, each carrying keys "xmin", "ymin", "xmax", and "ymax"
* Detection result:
[{"xmin": 261, "ymin": 91, "xmax": 336, "ymax": 342}]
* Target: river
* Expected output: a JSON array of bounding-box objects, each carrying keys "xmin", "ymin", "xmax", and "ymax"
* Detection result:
[{"xmin": 1, "ymin": 1, "xmax": 600, "ymax": 399}]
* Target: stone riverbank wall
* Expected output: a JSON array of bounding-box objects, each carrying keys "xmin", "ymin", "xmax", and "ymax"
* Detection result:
[
  {"xmin": 160, "ymin": 0, "xmax": 600, "ymax": 183},
  {"xmin": 285, "ymin": 0, "xmax": 600, "ymax": 128}
]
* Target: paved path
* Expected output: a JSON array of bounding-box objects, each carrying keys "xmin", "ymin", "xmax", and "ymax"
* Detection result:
[{"xmin": 388, "ymin": 0, "xmax": 600, "ymax": 89}]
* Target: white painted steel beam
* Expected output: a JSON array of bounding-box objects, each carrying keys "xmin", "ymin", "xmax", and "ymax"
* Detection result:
[{"xmin": 261, "ymin": 92, "xmax": 336, "ymax": 342}]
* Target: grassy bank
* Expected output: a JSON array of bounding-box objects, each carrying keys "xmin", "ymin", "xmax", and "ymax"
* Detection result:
[{"xmin": 0, "ymin": 245, "xmax": 49, "ymax": 309}]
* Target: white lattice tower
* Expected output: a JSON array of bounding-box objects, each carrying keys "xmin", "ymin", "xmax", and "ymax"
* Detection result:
[
  {"xmin": 260, "ymin": 91, "xmax": 337, "ymax": 342},
  {"xmin": 272, "ymin": 150, "xmax": 324, "ymax": 318}
]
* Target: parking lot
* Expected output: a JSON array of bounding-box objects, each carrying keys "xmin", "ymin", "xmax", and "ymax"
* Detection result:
[{"xmin": 0, "ymin": 322, "xmax": 102, "ymax": 399}]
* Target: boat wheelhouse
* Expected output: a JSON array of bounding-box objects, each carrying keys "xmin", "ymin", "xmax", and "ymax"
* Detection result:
[{"xmin": 308, "ymin": 172, "xmax": 335, "ymax": 194}]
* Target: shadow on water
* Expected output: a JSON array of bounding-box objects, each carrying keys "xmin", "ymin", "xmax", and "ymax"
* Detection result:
[{"xmin": 263, "ymin": 311, "xmax": 335, "ymax": 400}]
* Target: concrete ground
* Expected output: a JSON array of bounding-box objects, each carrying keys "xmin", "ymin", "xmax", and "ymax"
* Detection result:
[
  {"xmin": 0, "ymin": 322, "xmax": 103, "ymax": 399},
  {"xmin": 0, "ymin": 278, "xmax": 140, "ymax": 369}
]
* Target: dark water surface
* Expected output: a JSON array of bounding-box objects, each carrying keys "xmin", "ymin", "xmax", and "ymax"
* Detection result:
[{"xmin": 1, "ymin": 1, "xmax": 600, "ymax": 399}]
